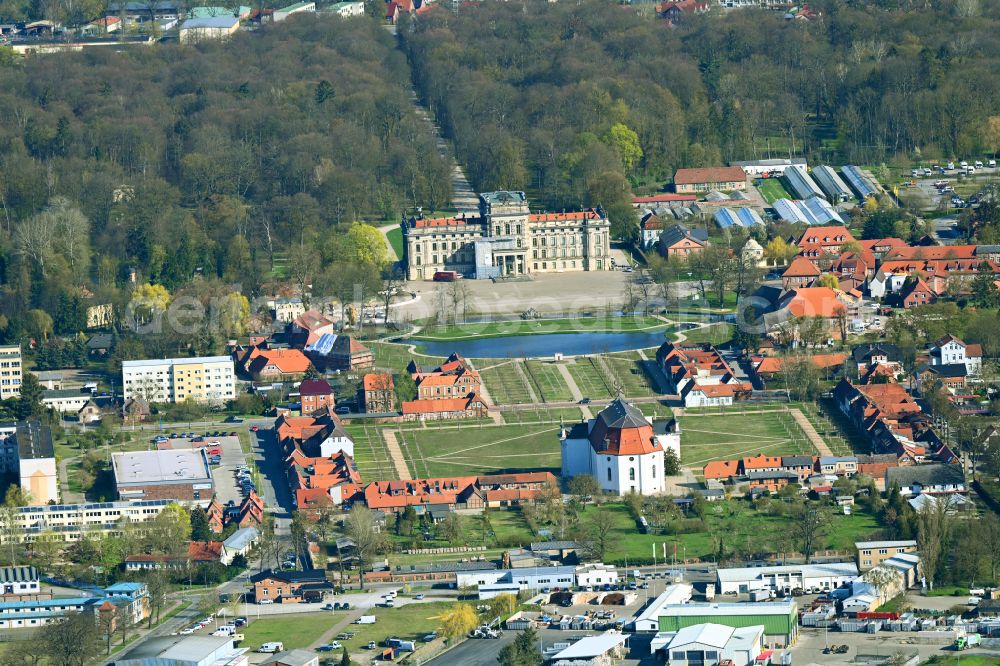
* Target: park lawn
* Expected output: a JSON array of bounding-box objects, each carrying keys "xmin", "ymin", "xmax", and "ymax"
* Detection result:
[
  {"xmin": 504, "ymin": 406, "xmax": 587, "ymax": 425},
  {"xmin": 675, "ymin": 323, "xmax": 734, "ymax": 345},
  {"xmin": 680, "ymin": 411, "xmax": 815, "ymax": 466},
  {"xmin": 386, "ymin": 227, "xmax": 404, "ymax": 260},
  {"xmin": 637, "ymin": 402, "xmax": 674, "ymax": 419},
  {"xmin": 369, "ymin": 342, "xmax": 438, "ymax": 372},
  {"xmin": 479, "ymin": 361, "xmax": 536, "ymax": 405},
  {"xmin": 566, "ymin": 358, "xmax": 615, "ymax": 399},
  {"xmin": 411, "ymin": 315, "xmax": 669, "ymax": 341},
  {"xmin": 578, "ymin": 500, "xmax": 882, "ymax": 564},
  {"xmin": 487, "ymin": 509, "xmax": 535, "ymax": 545},
  {"xmin": 396, "ymin": 422, "xmax": 562, "ymax": 478},
  {"xmin": 796, "ymin": 401, "xmax": 860, "ymax": 456},
  {"xmin": 524, "ymin": 360, "xmax": 574, "ymax": 402},
  {"xmin": 756, "ymin": 177, "xmax": 792, "ymax": 204},
  {"xmin": 344, "ymin": 423, "xmax": 396, "ymax": 479},
  {"xmin": 339, "ymin": 602, "xmax": 454, "ymax": 656},
  {"xmin": 241, "ymin": 613, "xmax": 336, "ymax": 650}
]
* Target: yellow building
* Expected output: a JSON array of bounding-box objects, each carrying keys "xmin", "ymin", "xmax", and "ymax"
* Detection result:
[
  {"xmin": 0, "ymin": 345, "xmax": 21, "ymax": 400},
  {"xmin": 121, "ymin": 356, "xmax": 235, "ymax": 404},
  {"xmin": 855, "ymin": 540, "xmax": 917, "ymax": 571}
]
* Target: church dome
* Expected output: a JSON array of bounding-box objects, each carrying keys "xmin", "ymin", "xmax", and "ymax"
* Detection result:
[{"xmin": 588, "ymin": 398, "xmax": 661, "ymax": 456}]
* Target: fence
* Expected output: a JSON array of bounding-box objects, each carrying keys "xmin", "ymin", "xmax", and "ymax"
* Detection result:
[{"xmin": 403, "ymin": 546, "xmax": 488, "ymax": 555}]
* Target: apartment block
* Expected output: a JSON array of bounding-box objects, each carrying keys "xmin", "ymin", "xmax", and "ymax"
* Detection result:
[
  {"xmin": 0, "ymin": 345, "xmax": 22, "ymax": 400},
  {"xmin": 121, "ymin": 356, "xmax": 235, "ymax": 404}
]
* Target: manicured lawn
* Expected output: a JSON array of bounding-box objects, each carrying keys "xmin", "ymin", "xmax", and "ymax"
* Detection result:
[
  {"xmin": 339, "ymin": 602, "xmax": 454, "ymax": 656},
  {"xmin": 524, "ymin": 360, "xmax": 574, "ymax": 402},
  {"xmin": 680, "ymin": 411, "xmax": 815, "ymax": 467},
  {"xmin": 638, "ymin": 401, "xmax": 674, "ymax": 419},
  {"xmin": 241, "ymin": 613, "xmax": 335, "ymax": 651},
  {"xmin": 566, "ymin": 358, "xmax": 615, "ymax": 399},
  {"xmin": 479, "ymin": 361, "xmax": 536, "ymax": 405},
  {"xmin": 756, "ymin": 177, "xmax": 792, "ymax": 204},
  {"xmin": 396, "ymin": 422, "xmax": 562, "ymax": 478},
  {"xmin": 386, "ymin": 227, "xmax": 404, "ymax": 260},
  {"xmin": 369, "ymin": 342, "xmax": 439, "ymax": 372},
  {"xmin": 344, "ymin": 423, "xmax": 396, "ymax": 479},
  {"xmin": 674, "ymin": 323, "xmax": 734, "ymax": 345},
  {"xmin": 504, "ymin": 406, "xmax": 588, "ymax": 425},
  {"xmin": 411, "ymin": 315, "xmax": 669, "ymax": 341}
]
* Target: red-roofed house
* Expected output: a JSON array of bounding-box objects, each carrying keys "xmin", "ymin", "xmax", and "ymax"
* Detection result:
[
  {"xmin": 359, "ymin": 373, "xmax": 396, "ymax": 413},
  {"xmin": 703, "ymin": 459, "xmax": 739, "ymax": 481},
  {"xmin": 749, "ymin": 353, "xmax": 846, "ymax": 386},
  {"xmin": 300, "ymin": 379, "xmax": 335, "ymax": 414},
  {"xmin": 795, "ymin": 226, "xmax": 855, "ymax": 259},
  {"xmin": 899, "ymin": 278, "xmax": 936, "ymax": 308},
  {"xmin": 412, "ymin": 354, "xmax": 482, "ymax": 401},
  {"xmin": 247, "ymin": 348, "xmax": 312, "ymax": 381},
  {"xmin": 291, "ymin": 310, "xmax": 334, "ymax": 347},
  {"xmin": 655, "ymin": 342, "xmax": 752, "ymax": 407},
  {"xmin": 401, "ymin": 394, "xmax": 489, "ymax": 421},
  {"xmin": 741, "ymin": 455, "xmax": 783, "ymax": 474},
  {"xmin": 782, "ymin": 256, "xmax": 821, "ymax": 289},
  {"xmin": 673, "ymin": 167, "xmax": 747, "ymax": 193}
]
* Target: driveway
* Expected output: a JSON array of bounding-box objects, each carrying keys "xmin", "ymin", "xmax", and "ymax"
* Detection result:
[{"xmin": 249, "ymin": 427, "xmax": 293, "ymax": 521}]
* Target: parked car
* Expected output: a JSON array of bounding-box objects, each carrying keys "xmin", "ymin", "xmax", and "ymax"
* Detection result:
[
  {"xmin": 414, "ymin": 594, "xmax": 425, "ymax": 600},
  {"xmin": 257, "ymin": 599, "xmax": 273, "ymax": 605}
]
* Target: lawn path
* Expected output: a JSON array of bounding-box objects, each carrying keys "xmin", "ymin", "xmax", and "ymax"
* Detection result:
[
  {"xmin": 428, "ymin": 426, "xmax": 557, "ymax": 459},
  {"xmin": 789, "ymin": 408, "xmax": 833, "ymax": 456},
  {"xmin": 382, "ymin": 429, "xmax": 413, "ymax": 480},
  {"xmin": 513, "ymin": 361, "xmax": 541, "ymax": 404},
  {"xmin": 555, "ymin": 363, "xmax": 592, "ymax": 419}
]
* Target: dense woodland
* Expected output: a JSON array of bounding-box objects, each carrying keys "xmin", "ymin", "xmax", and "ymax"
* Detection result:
[
  {"xmin": 0, "ymin": 18, "xmax": 451, "ymax": 344},
  {"xmin": 403, "ymin": 0, "xmax": 1000, "ymax": 235}
]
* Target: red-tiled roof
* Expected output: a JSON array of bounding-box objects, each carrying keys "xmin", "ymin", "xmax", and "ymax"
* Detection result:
[
  {"xmin": 249, "ymin": 348, "xmax": 312, "ymax": 375},
  {"xmin": 742, "ymin": 454, "xmax": 783, "ymax": 470},
  {"xmin": 528, "ymin": 211, "xmax": 602, "ymax": 222},
  {"xmin": 673, "ymin": 166, "xmax": 746, "ymax": 185},
  {"xmin": 188, "ymin": 541, "xmax": 223, "ymax": 562},
  {"xmin": 781, "ymin": 287, "xmax": 846, "ymax": 318},
  {"xmin": 363, "ymin": 373, "xmax": 394, "ymax": 391},
  {"xmin": 703, "ymin": 459, "xmax": 739, "ymax": 479},
  {"xmin": 299, "ymin": 379, "xmax": 333, "ymax": 396},
  {"xmin": 783, "ymin": 256, "xmax": 821, "ymax": 278},
  {"xmin": 411, "ymin": 215, "xmax": 477, "ymax": 228}
]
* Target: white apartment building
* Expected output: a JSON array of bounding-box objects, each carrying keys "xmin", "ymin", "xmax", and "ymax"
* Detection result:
[
  {"xmin": 0, "ymin": 345, "xmax": 22, "ymax": 400},
  {"xmin": 8, "ymin": 499, "xmax": 172, "ymax": 543},
  {"xmin": 122, "ymin": 356, "xmax": 236, "ymax": 404}
]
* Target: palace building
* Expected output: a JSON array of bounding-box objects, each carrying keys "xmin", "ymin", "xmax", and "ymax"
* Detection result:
[{"xmin": 401, "ymin": 191, "xmax": 612, "ymax": 280}]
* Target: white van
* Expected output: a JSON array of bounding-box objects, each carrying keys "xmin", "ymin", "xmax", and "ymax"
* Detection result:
[
  {"xmin": 258, "ymin": 642, "xmax": 284, "ymax": 653},
  {"xmin": 212, "ymin": 626, "xmax": 235, "ymax": 636}
]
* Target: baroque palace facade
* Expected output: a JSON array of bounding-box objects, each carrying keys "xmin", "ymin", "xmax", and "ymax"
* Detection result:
[{"xmin": 401, "ymin": 191, "xmax": 612, "ymax": 281}]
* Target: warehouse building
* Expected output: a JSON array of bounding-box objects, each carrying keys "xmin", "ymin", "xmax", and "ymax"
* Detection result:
[
  {"xmin": 654, "ymin": 600, "xmax": 798, "ymax": 647},
  {"xmin": 715, "ymin": 562, "xmax": 858, "ymax": 595},
  {"xmin": 655, "ymin": 623, "xmax": 766, "ymax": 666},
  {"xmin": 841, "ymin": 165, "xmax": 876, "ymax": 200},
  {"xmin": 811, "ymin": 165, "xmax": 853, "ymax": 203},
  {"xmin": 772, "ymin": 197, "xmax": 844, "ymax": 225},
  {"xmin": 731, "ymin": 158, "xmax": 806, "ymax": 177},
  {"xmin": 783, "ymin": 165, "xmax": 825, "ymax": 200},
  {"xmin": 456, "ymin": 565, "xmax": 576, "ymax": 591},
  {"xmin": 112, "ymin": 449, "xmax": 214, "ymax": 502},
  {"xmin": 634, "ymin": 584, "xmax": 694, "ymax": 632}
]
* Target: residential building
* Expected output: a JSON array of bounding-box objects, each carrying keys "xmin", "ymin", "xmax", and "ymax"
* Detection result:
[
  {"xmin": 656, "ymin": 343, "xmax": 752, "ymax": 407},
  {"xmin": 5, "ymin": 499, "xmax": 172, "ymax": 543},
  {"xmin": 411, "ymin": 354, "xmax": 482, "ymax": 400},
  {"xmin": 272, "ymin": 297, "xmax": 305, "ymax": 323},
  {"xmin": 87, "ymin": 333, "xmax": 114, "ymax": 356},
  {"xmin": 716, "ymin": 562, "xmax": 858, "ymax": 595},
  {"xmin": 742, "ymin": 238, "xmax": 766, "ymax": 268},
  {"xmin": 0, "ymin": 345, "xmax": 21, "ymax": 400},
  {"xmin": 0, "ymin": 581, "xmax": 148, "ymax": 631},
  {"xmin": 702, "ymin": 460, "xmax": 740, "ymax": 482},
  {"xmin": 325, "ymin": 1, "xmax": 364, "ymax": 16},
  {"xmin": 639, "ymin": 212, "xmax": 665, "ymax": 248},
  {"xmin": 400, "ymin": 394, "xmax": 489, "ymax": 421},
  {"xmin": 246, "ymin": 348, "xmax": 312, "ymax": 381},
  {"xmin": 659, "ymin": 623, "xmax": 765, "ymax": 666},
  {"xmin": 560, "ymin": 398, "xmax": 677, "ymax": 496},
  {"xmin": 178, "ymin": 14, "xmax": 239, "ymax": 42},
  {"xmin": 401, "ymin": 191, "xmax": 612, "ymax": 281},
  {"xmin": 305, "ymin": 334, "xmax": 373, "ymax": 371},
  {"xmin": 41, "ymin": 389, "xmax": 93, "ymax": 414},
  {"xmin": 275, "ymin": 411, "xmax": 354, "ymax": 459},
  {"xmin": 817, "ymin": 456, "xmax": 858, "ymax": 476},
  {"xmin": 899, "ymin": 277, "xmax": 936, "ymax": 308},
  {"xmin": 656, "ymin": 0, "xmax": 710, "ymax": 21},
  {"xmin": 299, "ymin": 378, "xmax": 335, "ymax": 414},
  {"xmin": 673, "ymin": 167, "xmax": 747, "ymax": 194},
  {"xmin": 929, "ymin": 335, "xmax": 982, "ymax": 376},
  {"xmin": 113, "ymin": 635, "xmax": 245, "ymax": 666},
  {"xmin": 121, "ymin": 356, "xmax": 235, "ymax": 404},
  {"xmin": 795, "ymin": 226, "xmax": 856, "ymax": 259},
  {"xmin": 358, "ymin": 373, "xmax": 395, "ymax": 413},
  {"xmin": 832, "ymin": 379, "xmax": 944, "ymax": 460},
  {"xmin": 855, "ymin": 540, "xmax": 917, "ymax": 571},
  {"xmin": 291, "ymin": 310, "xmax": 334, "ymax": 347},
  {"xmin": 273, "ymin": 0, "xmax": 314, "ymax": 20},
  {"xmin": 653, "ymin": 600, "xmax": 798, "ymax": 647},
  {"xmin": 124, "ymin": 541, "xmax": 223, "ymax": 571},
  {"xmin": 852, "ymin": 343, "xmax": 900, "ymax": 375},
  {"xmin": 655, "ymin": 223, "xmax": 709, "ymax": 259},
  {"xmin": 886, "ymin": 464, "xmax": 966, "ymax": 497},
  {"xmin": 748, "ymin": 353, "xmax": 845, "ymax": 387},
  {"xmin": 251, "ymin": 569, "xmax": 333, "ymax": 603},
  {"xmin": 361, "ymin": 472, "xmax": 555, "ymax": 514},
  {"xmin": 762, "ymin": 287, "xmax": 848, "ymax": 340},
  {"xmin": 112, "ymin": 449, "xmax": 214, "ymax": 502},
  {"xmin": 288, "ymin": 449, "xmax": 362, "ymax": 508}
]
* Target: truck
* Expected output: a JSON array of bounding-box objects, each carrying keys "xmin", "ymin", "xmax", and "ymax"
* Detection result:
[
  {"xmin": 750, "ymin": 589, "xmax": 772, "ymax": 602},
  {"xmin": 257, "ymin": 642, "xmax": 284, "ymax": 653},
  {"xmin": 354, "ymin": 615, "xmax": 377, "ymax": 625},
  {"xmin": 955, "ymin": 633, "xmax": 982, "ymax": 650}
]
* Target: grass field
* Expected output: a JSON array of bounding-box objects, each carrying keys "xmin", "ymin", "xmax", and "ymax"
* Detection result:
[
  {"xmin": 566, "ymin": 357, "xmax": 615, "ymax": 399},
  {"xmin": 580, "ymin": 499, "xmax": 880, "ymax": 564},
  {"xmin": 336, "ymin": 602, "xmax": 453, "ymax": 656},
  {"xmin": 369, "ymin": 342, "xmax": 438, "ymax": 372},
  {"xmin": 396, "ymin": 422, "xmax": 562, "ymax": 478},
  {"xmin": 344, "ymin": 422, "xmax": 397, "ymax": 479},
  {"xmin": 602, "ymin": 352, "xmax": 660, "ymax": 397},
  {"xmin": 386, "ymin": 227, "xmax": 404, "ymax": 260},
  {"xmin": 479, "ymin": 361, "xmax": 536, "ymax": 405},
  {"xmin": 241, "ymin": 613, "xmax": 335, "ymax": 651},
  {"xmin": 412, "ymin": 315, "xmax": 669, "ymax": 341},
  {"xmin": 680, "ymin": 410, "xmax": 816, "ymax": 467},
  {"xmin": 756, "ymin": 177, "xmax": 793, "ymax": 204},
  {"xmin": 524, "ymin": 360, "xmax": 574, "ymax": 402},
  {"xmin": 674, "ymin": 323, "xmax": 735, "ymax": 345}
]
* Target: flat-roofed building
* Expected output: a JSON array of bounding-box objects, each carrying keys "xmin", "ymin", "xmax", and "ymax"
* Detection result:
[
  {"xmin": 716, "ymin": 562, "xmax": 858, "ymax": 595},
  {"xmin": 122, "ymin": 356, "xmax": 235, "ymax": 404},
  {"xmin": 10, "ymin": 499, "xmax": 172, "ymax": 543},
  {"xmin": 655, "ymin": 600, "xmax": 798, "ymax": 647},
  {"xmin": 112, "ymin": 449, "xmax": 214, "ymax": 502},
  {"xmin": 855, "ymin": 540, "xmax": 918, "ymax": 571},
  {"xmin": 16, "ymin": 421, "xmax": 58, "ymax": 505},
  {"xmin": 0, "ymin": 345, "xmax": 21, "ymax": 400}
]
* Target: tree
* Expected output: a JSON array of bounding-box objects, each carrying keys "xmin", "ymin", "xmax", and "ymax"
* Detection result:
[
  {"xmin": 25, "ymin": 309, "xmax": 54, "ymax": 343},
  {"xmin": 439, "ymin": 603, "xmax": 478, "ymax": 640},
  {"xmin": 983, "ymin": 513, "xmax": 1000, "ymax": 583},
  {"xmin": 582, "ymin": 506, "xmax": 617, "ymax": 561},
  {"xmin": 316, "ymin": 80, "xmax": 335, "ymax": 105},
  {"xmin": 567, "ymin": 475, "xmax": 599, "ymax": 500},
  {"xmin": 498, "ymin": 625, "xmax": 543, "ymax": 666},
  {"xmin": 128, "ymin": 283, "xmax": 171, "ymax": 331},
  {"xmin": 190, "ymin": 506, "xmax": 211, "ymax": 542},
  {"xmin": 340, "ymin": 646, "xmax": 351, "ymax": 666},
  {"xmin": 604, "ymin": 123, "xmax": 643, "ymax": 173},
  {"xmin": 40, "ymin": 611, "xmax": 100, "ymax": 666},
  {"xmin": 345, "ymin": 223, "xmax": 390, "ymax": 269},
  {"xmin": 344, "ymin": 505, "xmax": 385, "ymax": 590},
  {"xmin": 916, "ymin": 497, "xmax": 952, "ymax": 592},
  {"xmin": 815, "ymin": 273, "xmax": 839, "ymax": 289},
  {"xmin": 146, "ymin": 503, "xmax": 191, "ymax": 556},
  {"xmin": 440, "ymin": 512, "xmax": 462, "ymax": 545},
  {"xmin": 789, "ymin": 504, "xmax": 827, "ymax": 563},
  {"xmin": 764, "ymin": 237, "xmax": 797, "ymax": 266},
  {"xmin": 663, "ymin": 447, "xmax": 680, "ymax": 476}
]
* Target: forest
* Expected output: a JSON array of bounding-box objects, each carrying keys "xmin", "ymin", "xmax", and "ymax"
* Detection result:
[
  {"xmin": 402, "ymin": 0, "xmax": 1000, "ymax": 235},
  {"xmin": 0, "ymin": 18, "xmax": 451, "ymax": 344}
]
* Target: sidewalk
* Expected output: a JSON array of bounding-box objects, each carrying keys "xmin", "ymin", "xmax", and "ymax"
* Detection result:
[{"xmin": 381, "ymin": 430, "xmax": 412, "ymax": 480}]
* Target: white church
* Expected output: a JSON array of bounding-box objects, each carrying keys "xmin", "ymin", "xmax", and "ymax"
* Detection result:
[{"xmin": 560, "ymin": 398, "xmax": 680, "ymax": 496}]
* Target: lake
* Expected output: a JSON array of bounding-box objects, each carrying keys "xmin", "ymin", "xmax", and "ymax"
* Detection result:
[{"xmin": 413, "ymin": 329, "xmax": 671, "ymax": 358}]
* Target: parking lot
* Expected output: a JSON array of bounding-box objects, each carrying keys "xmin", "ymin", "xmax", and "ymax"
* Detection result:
[{"xmin": 154, "ymin": 431, "xmax": 251, "ymax": 506}]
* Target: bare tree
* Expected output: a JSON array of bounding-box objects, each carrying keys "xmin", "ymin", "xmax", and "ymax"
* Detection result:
[
  {"xmin": 344, "ymin": 505, "xmax": 385, "ymax": 590},
  {"xmin": 582, "ymin": 506, "xmax": 617, "ymax": 561},
  {"xmin": 916, "ymin": 498, "xmax": 952, "ymax": 592}
]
